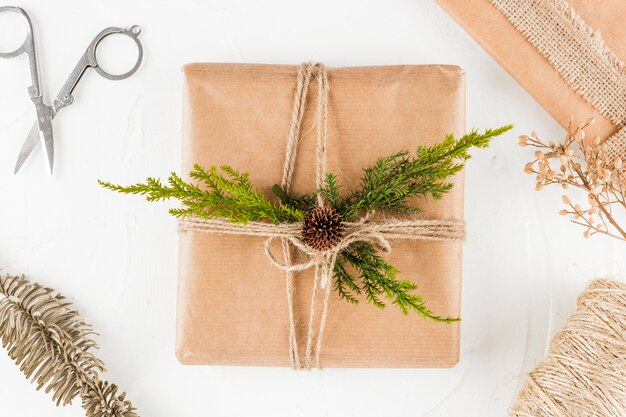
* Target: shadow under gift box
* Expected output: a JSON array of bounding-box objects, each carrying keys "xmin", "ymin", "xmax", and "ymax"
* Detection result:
[{"xmin": 177, "ymin": 64, "xmax": 466, "ymax": 368}]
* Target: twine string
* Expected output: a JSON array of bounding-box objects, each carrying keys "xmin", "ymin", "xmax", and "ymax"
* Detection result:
[
  {"xmin": 279, "ymin": 62, "xmax": 315, "ymax": 369},
  {"xmin": 305, "ymin": 63, "xmax": 329, "ymax": 368},
  {"xmin": 178, "ymin": 62, "xmax": 465, "ymax": 369},
  {"xmin": 510, "ymin": 279, "xmax": 626, "ymax": 416}
]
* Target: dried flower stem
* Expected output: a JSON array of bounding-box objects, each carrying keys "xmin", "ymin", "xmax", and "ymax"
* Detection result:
[
  {"xmin": 574, "ymin": 165, "xmax": 626, "ymax": 240},
  {"xmin": 520, "ymin": 119, "xmax": 626, "ymax": 242}
]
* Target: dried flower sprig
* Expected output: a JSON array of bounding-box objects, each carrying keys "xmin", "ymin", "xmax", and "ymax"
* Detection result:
[{"xmin": 519, "ymin": 119, "xmax": 626, "ymax": 241}]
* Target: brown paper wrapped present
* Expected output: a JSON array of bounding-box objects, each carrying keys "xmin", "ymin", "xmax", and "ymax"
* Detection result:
[
  {"xmin": 176, "ymin": 63, "xmax": 466, "ymax": 368},
  {"xmin": 436, "ymin": 0, "xmax": 626, "ymax": 157}
]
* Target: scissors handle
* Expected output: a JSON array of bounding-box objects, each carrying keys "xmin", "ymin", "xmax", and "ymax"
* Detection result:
[
  {"xmin": 53, "ymin": 25, "xmax": 143, "ymax": 112},
  {"xmin": 0, "ymin": 6, "xmax": 43, "ymax": 99}
]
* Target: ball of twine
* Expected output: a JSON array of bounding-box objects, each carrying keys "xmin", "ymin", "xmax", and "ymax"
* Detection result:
[{"xmin": 510, "ymin": 279, "xmax": 626, "ymax": 417}]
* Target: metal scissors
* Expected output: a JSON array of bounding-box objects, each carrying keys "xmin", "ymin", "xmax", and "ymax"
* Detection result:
[{"xmin": 0, "ymin": 6, "xmax": 143, "ymax": 177}]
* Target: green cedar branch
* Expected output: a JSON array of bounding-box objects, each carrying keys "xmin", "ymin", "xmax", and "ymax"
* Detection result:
[
  {"xmin": 100, "ymin": 126, "xmax": 512, "ymax": 322},
  {"xmin": 337, "ymin": 242, "xmax": 459, "ymax": 322},
  {"xmin": 341, "ymin": 125, "xmax": 513, "ymax": 219},
  {"xmin": 99, "ymin": 164, "xmax": 305, "ymax": 224}
]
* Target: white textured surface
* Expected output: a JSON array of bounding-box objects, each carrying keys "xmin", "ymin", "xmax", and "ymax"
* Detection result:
[{"xmin": 0, "ymin": 1, "xmax": 624, "ymax": 416}]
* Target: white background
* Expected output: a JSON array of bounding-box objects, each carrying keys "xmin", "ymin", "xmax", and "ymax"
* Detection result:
[{"xmin": 0, "ymin": 1, "xmax": 624, "ymax": 416}]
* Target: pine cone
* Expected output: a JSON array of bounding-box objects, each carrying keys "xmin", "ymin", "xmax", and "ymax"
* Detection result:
[{"xmin": 302, "ymin": 206, "xmax": 345, "ymax": 251}]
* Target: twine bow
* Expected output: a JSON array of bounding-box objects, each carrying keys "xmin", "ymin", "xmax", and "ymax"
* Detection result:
[{"xmin": 179, "ymin": 63, "xmax": 464, "ymax": 369}]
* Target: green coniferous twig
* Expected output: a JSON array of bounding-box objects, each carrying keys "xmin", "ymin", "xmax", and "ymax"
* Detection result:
[
  {"xmin": 340, "ymin": 125, "xmax": 513, "ymax": 219},
  {"xmin": 100, "ymin": 126, "xmax": 512, "ymax": 321},
  {"xmin": 0, "ymin": 274, "xmax": 138, "ymax": 417},
  {"xmin": 99, "ymin": 164, "xmax": 305, "ymax": 224},
  {"xmin": 336, "ymin": 242, "xmax": 458, "ymax": 322}
]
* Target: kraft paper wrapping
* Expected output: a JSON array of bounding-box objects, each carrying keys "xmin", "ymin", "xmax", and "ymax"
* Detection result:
[
  {"xmin": 436, "ymin": 0, "xmax": 626, "ymax": 142},
  {"xmin": 177, "ymin": 64, "xmax": 466, "ymax": 368}
]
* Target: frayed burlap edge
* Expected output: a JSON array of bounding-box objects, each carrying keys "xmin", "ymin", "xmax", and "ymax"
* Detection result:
[
  {"xmin": 491, "ymin": 0, "xmax": 626, "ymax": 160},
  {"xmin": 605, "ymin": 126, "xmax": 626, "ymax": 163}
]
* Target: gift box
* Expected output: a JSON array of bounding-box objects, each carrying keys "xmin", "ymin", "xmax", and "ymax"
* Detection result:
[
  {"xmin": 176, "ymin": 63, "xmax": 466, "ymax": 368},
  {"xmin": 436, "ymin": 0, "xmax": 626, "ymax": 146}
]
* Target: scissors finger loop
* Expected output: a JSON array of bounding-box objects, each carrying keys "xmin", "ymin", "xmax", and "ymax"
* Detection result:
[
  {"xmin": 0, "ymin": 6, "xmax": 34, "ymax": 58},
  {"xmin": 90, "ymin": 25, "xmax": 144, "ymax": 81}
]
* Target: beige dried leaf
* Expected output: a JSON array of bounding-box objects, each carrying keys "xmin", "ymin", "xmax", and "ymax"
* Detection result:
[
  {"xmin": 0, "ymin": 275, "xmax": 138, "ymax": 417},
  {"xmin": 518, "ymin": 136, "xmax": 529, "ymax": 147},
  {"xmin": 524, "ymin": 163, "xmax": 534, "ymax": 174},
  {"xmin": 538, "ymin": 161, "xmax": 547, "ymax": 173},
  {"xmin": 81, "ymin": 380, "xmax": 137, "ymax": 417}
]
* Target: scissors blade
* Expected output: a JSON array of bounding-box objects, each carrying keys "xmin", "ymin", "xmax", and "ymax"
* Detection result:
[
  {"xmin": 15, "ymin": 103, "xmax": 55, "ymax": 176},
  {"xmin": 39, "ymin": 117, "xmax": 54, "ymax": 177},
  {"xmin": 14, "ymin": 123, "xmax": 40, "ymax": 174}
]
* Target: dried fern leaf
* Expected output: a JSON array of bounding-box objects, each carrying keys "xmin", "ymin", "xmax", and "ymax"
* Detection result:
[
  {"xmin": 82, "ymin": 379, "xmax": 137, "ymax": 417},
  {"xmin": 0, "ymin": 274, "xmax": 138, "ymax": 417}
]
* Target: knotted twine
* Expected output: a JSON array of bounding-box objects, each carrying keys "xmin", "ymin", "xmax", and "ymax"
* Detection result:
[
  {"xmin": 491, "ymin": 0, "xmax": 626, "ymax": 161},
  {"xmin": 510, "ymin": 279, "xmax": 626, "ymax": 416},
  {"xmin": 179, "ymin": 63, "xmax": 465, "ymax": 369}
]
